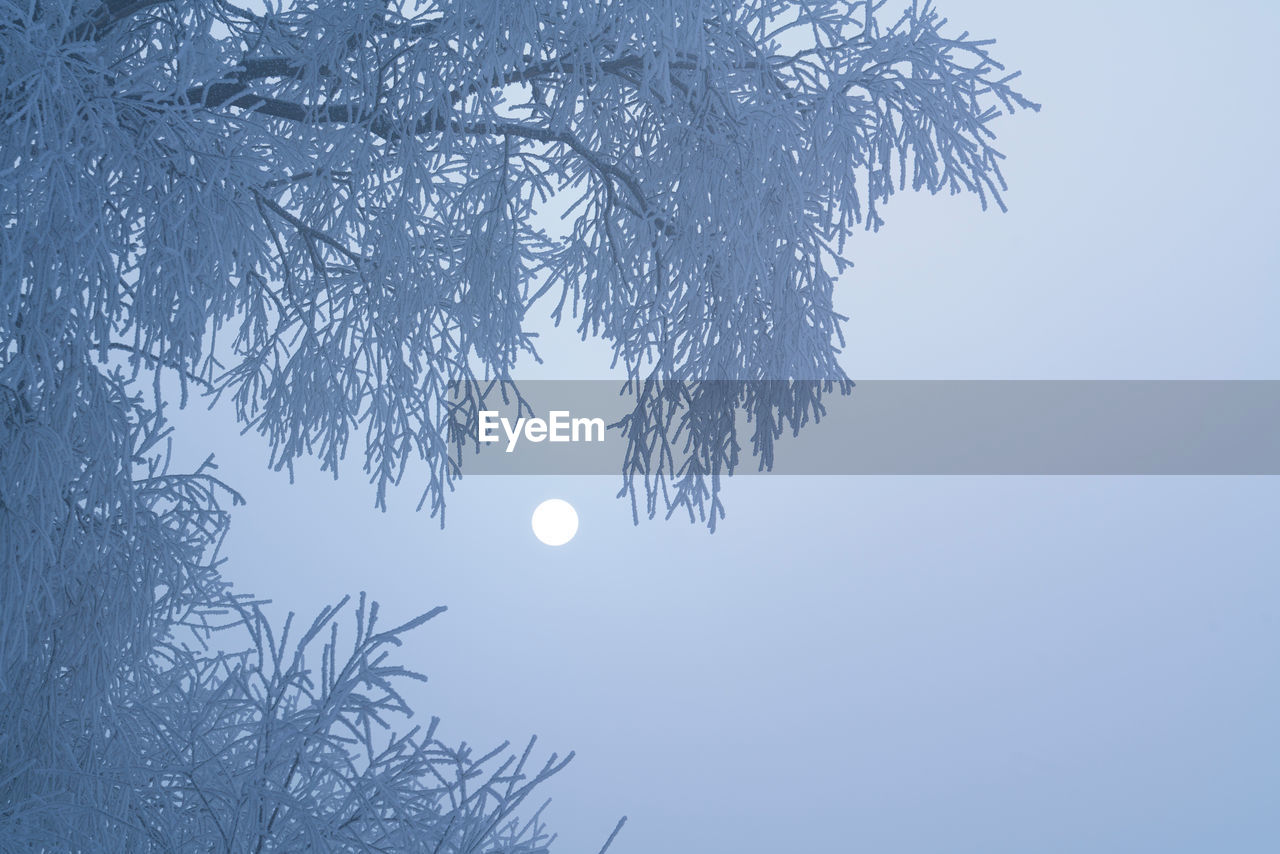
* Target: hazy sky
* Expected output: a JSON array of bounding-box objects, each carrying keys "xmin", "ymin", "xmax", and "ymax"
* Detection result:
[{"xmin": 166, "ymin": 2, "xmax": 1279, "ymax": 852}]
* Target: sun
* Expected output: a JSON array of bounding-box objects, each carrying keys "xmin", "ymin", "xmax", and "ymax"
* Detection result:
[{"xmin": 530, "ymin": 499, "xmax": 579, "ymax": 546}]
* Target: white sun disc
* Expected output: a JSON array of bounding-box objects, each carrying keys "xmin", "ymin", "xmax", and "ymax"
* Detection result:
[{"xmin": 531, "ymin": 499, "xmax": 579, "ymax": 546}]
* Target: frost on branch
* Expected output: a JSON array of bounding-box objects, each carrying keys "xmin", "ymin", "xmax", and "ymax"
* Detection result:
[
  {"xmin": 1, "ymin": 0, "xmax": 1035, "ymax": 524},
  {"xmin": 0, "ymin": 0, "xmax": 1034, "ymax": 846}
]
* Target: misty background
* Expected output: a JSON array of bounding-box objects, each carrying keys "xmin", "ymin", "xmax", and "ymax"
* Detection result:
[{"xmin": 162, "ymin": 2, "xmax": 1279, "ymax": 852}]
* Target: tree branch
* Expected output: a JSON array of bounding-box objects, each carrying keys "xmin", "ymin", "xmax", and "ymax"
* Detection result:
[
  {"xmin": 174, "ymin": 83, "xmax": 656, "ymax": 217},
  {"xmin": 72, "ymin": 0, "xmax": 174, "ymax": 41},
  {"xmin": 107, "ymin": 343, "xmax": 214, "ymax": 392}
]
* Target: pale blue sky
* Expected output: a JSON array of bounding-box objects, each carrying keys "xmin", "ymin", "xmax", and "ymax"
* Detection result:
[{"xmin": 166, "ymin": 2, "xmax": 1279, "ymax": 851}]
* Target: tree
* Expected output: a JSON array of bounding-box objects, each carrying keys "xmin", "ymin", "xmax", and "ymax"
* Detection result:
[{"xmin": 0, "ymin": 0, "xmax": 1035, "ymax": 850}]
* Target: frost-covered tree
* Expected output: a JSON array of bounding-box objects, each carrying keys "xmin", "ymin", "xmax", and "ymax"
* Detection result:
[{"xmin": 0, "ymin": 0, "xmax": 1034, "ymax": 850}]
